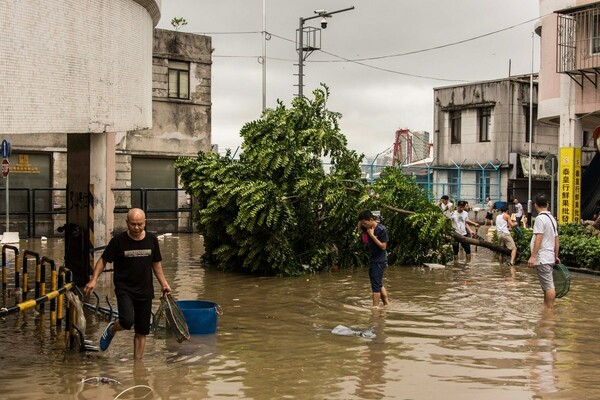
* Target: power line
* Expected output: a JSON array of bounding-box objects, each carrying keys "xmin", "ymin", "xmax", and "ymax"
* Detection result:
[
  {"xmin": 189, "ymin": 31, "xmax": 262, "ymax": 35},
  {"xmin": 310, "ymin": 16, "xmax": 543, "ymax": 63},
  {"xmin": 201, "ymin": 14, "xmax": 544, "ymax": 82},
  {"xmin": 266, "ymin": 33, "xmax": 468, "ymax": 82}
]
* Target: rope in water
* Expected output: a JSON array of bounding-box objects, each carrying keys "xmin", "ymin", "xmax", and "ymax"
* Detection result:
[{"xmin": 113, "ymin": 385, "xmax": 154, "ymax": 400}]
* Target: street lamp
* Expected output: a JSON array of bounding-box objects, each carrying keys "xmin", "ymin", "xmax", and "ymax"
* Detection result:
[
  {"xmin": 296, "ymin": 6, "xmax": 354, "ymax": 97},
  {"xmin": 369, "ymin": 146, "xmax": 392, "ymax": 184},
  {"xmin": 527, "ymin": 32, "xmax": 534, "ymax": 227}
]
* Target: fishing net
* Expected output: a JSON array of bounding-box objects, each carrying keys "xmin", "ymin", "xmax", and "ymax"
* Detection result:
[
  {"xmin": 152, "ymin": 300, "xmax": 168, "ymax": 339},
  {"xmin": 513, "ymin": 226, "xmax": 526, "ymax": 241},
  {"xmin": 158, "ymin": 294, "xmax": 190, "ymax": 343},
  {"xmin": 553, "ymin": 263, "xmax": 570, "ymax": 298}
]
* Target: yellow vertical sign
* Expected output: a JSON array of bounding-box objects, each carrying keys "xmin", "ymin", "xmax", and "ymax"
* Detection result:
[
  {"xmin": 573, "ymin": 147, "xmax": 582, "ymax": 220},
  {"xmin": 558, "ymin": 147, "xmax": 581, "ymax": 224}
]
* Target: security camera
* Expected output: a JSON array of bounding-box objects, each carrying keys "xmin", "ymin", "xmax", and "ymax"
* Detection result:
[
  {"xmin": 314, "ymin": 9, "xmax": 326, "ymax": 14},
  {"xmin": 320, "ymin": 17, "xmax": 328, "ymax": 29}
]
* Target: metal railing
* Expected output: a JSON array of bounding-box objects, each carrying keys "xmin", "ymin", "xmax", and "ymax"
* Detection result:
[
  {"xmin": 0, "ymin": 187, "xmax": 194, "ymax": 238},
  {"xmin": 112, "ymin": 187, "xmax": 194, "ymax": 233},
  {"xmin": 557, "ymin": 7, "xmax": 600, "ymax": 76}
]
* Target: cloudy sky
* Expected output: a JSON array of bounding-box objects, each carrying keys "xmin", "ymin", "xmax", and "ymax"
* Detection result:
[{"xmin": 157, "ymin": 1, "xmax": 541, "ymax": 158}]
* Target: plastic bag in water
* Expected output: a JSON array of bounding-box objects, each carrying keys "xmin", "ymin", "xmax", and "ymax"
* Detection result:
[{"xmin": 331, "ymin": 324, "xmax": 376, "ymax": 339}]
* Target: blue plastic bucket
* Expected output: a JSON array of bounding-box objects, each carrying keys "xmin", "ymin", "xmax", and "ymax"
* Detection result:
[{"xmin": 176, "ymin": 300, "xmax": 219, "ymax": 335}]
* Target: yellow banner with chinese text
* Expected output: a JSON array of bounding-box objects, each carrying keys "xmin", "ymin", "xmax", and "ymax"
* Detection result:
[{"xmin": 558, "ymin": 147, "xmax": 581, "ymax": 224}]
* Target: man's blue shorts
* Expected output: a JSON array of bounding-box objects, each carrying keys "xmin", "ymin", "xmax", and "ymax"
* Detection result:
[{"xmin": 369, "ymin": 262, "xmax": 387, "ymax": 292}]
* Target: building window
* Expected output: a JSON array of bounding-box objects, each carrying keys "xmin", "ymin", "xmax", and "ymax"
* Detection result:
[
  {"xmin": 168, "ymin": 60, "xmax": 190, "ymax": 99},
  {"xmin": 583, "ymin": 130, "xmax": 593, "ymax": 148},
  {"xmin": 447, "ymin": 169, "xmax": 459, "ymax": 199},
  {"xmin": 478, "ymin": 108, "xmax": 491, "ymax": 142},
  {"xmin": 524, "ymin": 106, "xmax": 537, "ymax": 143},
  {"xmin": 476, "ymin": 170, "xmax": 491, "ymax": 203},
  {"xmin": 591, "ymin": 14, "xmax": 600, "ymax": 54},
  {"xmin": 450, "ymin": 111, "xmax": 461, "ymax": 144}
]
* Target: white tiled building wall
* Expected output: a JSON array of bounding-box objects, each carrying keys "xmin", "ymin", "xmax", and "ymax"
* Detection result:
[{"xmin": 0, "ymin": 0, "xmax": 157, "ymax": 134}]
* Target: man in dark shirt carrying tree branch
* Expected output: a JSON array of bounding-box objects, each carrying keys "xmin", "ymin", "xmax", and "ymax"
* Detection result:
[{"xmin": 84, "ymin": 208, "xmax": 172, "ymax": 359}]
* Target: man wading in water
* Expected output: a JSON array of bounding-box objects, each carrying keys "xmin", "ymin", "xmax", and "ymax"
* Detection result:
[
  {"xmin": 358, "ymin": 211, "xmax": 390, "ymax": 308},
  {"xmin": 527, "ymin": 194, "xmax": 560, "ymax": 310},
  {"xmin": 84, "ymin": 208, "xmax": 172, "ymax": 359}
]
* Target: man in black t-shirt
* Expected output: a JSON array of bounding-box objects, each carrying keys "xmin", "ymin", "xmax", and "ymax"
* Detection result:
[{"xmin": 84, "ymin": 208, "xmax": 171, "ymax": 359}]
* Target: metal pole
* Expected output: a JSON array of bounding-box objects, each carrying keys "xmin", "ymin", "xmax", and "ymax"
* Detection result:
[
  {"xmin": 527, "ymin": 32, "xmax": 534, "ymax": 227},
  {"xmin": 297, "ymin": 17, "xmax": 304, "ymax": 97},
  {"xmin": 5, "ymin": 173, "xmax": 8, "ymax": 232},
  {"xmin": 262, "ymin": 0, "xmax": 266, "ymax": 110},
  {"xmin": 551, "ymin": 157, "xmax": 555, "ymax": 215},
  {"xmin": 296, "ymin": 6, "xmax": 354, "ymax": 97}
]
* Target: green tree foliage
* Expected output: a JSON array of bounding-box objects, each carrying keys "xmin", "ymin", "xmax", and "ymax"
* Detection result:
[
  {"xmin": 558, "ymin": 223, "xmax": 600, "ymax": 270},
  {"xmin": 362, "ymin": 168, "xmax": 453, "ymax": 265},
  {"xmin": 175, "ymin": 86, "xmax": 453, "ymax": 275},
  {"xmin": 497, "ymin": 221, "xmax": 600, "ymax": 270},
  {"xmin": 171, "ymin": 17, "xmax": 188, "ymax": 31}
]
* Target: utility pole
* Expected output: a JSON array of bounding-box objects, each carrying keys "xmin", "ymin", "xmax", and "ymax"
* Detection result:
[{"xmin": 296, "ymin": 6, "xmax": 354, "ymax": 97}]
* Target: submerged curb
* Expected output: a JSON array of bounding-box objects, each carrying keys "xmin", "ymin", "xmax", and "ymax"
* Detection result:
[{"xmin": 566, "ymin": 266, "xmax": 600, "ymax": 277}]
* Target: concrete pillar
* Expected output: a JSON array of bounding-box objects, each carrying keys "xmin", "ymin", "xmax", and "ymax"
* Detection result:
[
  {"xmin": 558, "ymin": 75, "xmax": 582, "ymax": 224},
  {"xmin": 66, "ymin": 132, "xmax": 115, "ymax": 285}
]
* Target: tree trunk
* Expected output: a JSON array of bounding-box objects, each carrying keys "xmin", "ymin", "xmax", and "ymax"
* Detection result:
[{"xmin": 381, "ymin": 204, "xmax": 511, "ymax": 256}]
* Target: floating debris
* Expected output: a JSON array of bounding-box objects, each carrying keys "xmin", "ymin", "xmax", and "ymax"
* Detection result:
[
  {"xmin": 331, "ymin": 324, "xmax": 376, "ymax": 339},
  {"xmin": 81, "ymin": 376, "xmax": 121, "ymax": 385}
]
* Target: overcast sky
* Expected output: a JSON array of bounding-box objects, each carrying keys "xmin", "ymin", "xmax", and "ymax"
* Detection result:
[{"xmin": 157, "ymin": 0, "xmax": 541, "ymax": 158}]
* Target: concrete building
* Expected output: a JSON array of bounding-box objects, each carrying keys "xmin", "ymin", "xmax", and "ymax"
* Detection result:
[
  {"xmin": 112, "ymin": 28, "xmax": 212, "ymax": 233},
  {"xmin": 537, "ymin": 0, "xmax": 600, "ymax": 222},
  {"xmin": 432, "ymin": 75, "xmax": 559, "ymax": 210},
  {"xmin": 1, "ymin": 25, "xmax": 211, "ymax": 237},
  {"xmin": 0, "ymin": 1, "xmax": 211, "ymax": 283},
  {"xmin": 0, "ymin": 0, "xmax": 161, "ymax": 243}
]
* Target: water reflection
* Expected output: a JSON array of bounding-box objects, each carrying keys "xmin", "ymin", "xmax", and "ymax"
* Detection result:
[
  {"xmin": 354, "ymin": 309, "xmax": 388, "ymax": 399},
  {"xmin": 529, "ymin": 310, "xmax": 557, "ymax": 396},
  {"xmin": 2, "ymin": 234, "xmax": 600, "ymax": 399}
]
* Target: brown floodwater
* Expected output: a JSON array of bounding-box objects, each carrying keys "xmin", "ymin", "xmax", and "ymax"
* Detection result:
[{"xmin": 1, "ymin": 233, "xmax": 600, "ymax": 400}]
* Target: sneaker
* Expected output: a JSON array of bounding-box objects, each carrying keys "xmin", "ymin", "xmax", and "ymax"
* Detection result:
[{"xmin": 99, "ymin": 321, "xmax": 115, "ymax": 351}]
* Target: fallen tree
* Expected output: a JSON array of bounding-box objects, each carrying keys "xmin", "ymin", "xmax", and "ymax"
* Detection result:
[
  {"xmin": 380, "ymin": 204, "xmax": 512, "ymax": 256},
  {"xmin": 175, "ymin": 86, "xmax": 509, "ymax": 275}
]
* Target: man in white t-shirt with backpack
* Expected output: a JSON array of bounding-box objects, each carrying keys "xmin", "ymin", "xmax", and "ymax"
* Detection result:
[{"xmin": 527, "ymin": 194, "xmax": 560, "ymax": 310}]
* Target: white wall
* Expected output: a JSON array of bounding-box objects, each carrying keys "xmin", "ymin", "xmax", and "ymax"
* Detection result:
[{"xmin": 0, "ymin": 0, "xmax": 159, "ymax": 134}]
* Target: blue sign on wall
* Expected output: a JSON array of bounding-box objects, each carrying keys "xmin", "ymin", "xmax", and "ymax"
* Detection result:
[{"xmin": 1, "ymin": 139, "xmax": 10, "ymax": 159}]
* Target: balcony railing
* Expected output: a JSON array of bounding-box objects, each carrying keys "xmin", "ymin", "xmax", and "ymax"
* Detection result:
[{"xmin": 557, "ymin": 6, "xmax": 600, "ymax": 84}]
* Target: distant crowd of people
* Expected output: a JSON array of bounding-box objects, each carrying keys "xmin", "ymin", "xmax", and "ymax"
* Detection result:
[{"xmin": 437, "ymin": 194, "xmax": 559, "ymax": 310}]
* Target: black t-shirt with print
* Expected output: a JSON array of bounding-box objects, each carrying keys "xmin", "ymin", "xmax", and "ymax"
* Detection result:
[{"xmin": 101, "ymin": 231, "xmax": 162, "ymax": 300}]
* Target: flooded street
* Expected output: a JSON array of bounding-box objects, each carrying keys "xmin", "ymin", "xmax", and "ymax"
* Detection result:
[{"xmin": 2, "ymin": 233, "xmax": 600, "ymax": 399}]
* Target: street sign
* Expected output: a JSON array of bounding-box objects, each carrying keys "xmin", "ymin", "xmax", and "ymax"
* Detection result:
[
  {"xmin": 1, "ymin": 139, "xmax": 10, "ymax": 159},
  {"xmin": 2, "ymin": 159, "xmax": 9, "ymax": 178}
]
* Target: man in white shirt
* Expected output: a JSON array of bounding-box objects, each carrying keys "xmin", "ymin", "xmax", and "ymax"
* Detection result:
[
  {"xmin": 496, "ymin": 205, "xmax": 517, "ymax": 266},
  {"xmin": 527, "ymin": 194, "xmax": 560, "ymax": 310},
  {"xmin": 513, "ymin": 198, "xmax": 524, "ymax": 227},
  {"xmin": 439, "ymin": 195, "xmax": 453, "ymax": 216},
  {"xmin": 485, "ymin": 197, "xmax": 494, "ymax": 226},
  {"xmin": 451, "ymin": 200, "xmax": 476, "ymax": 263}
]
